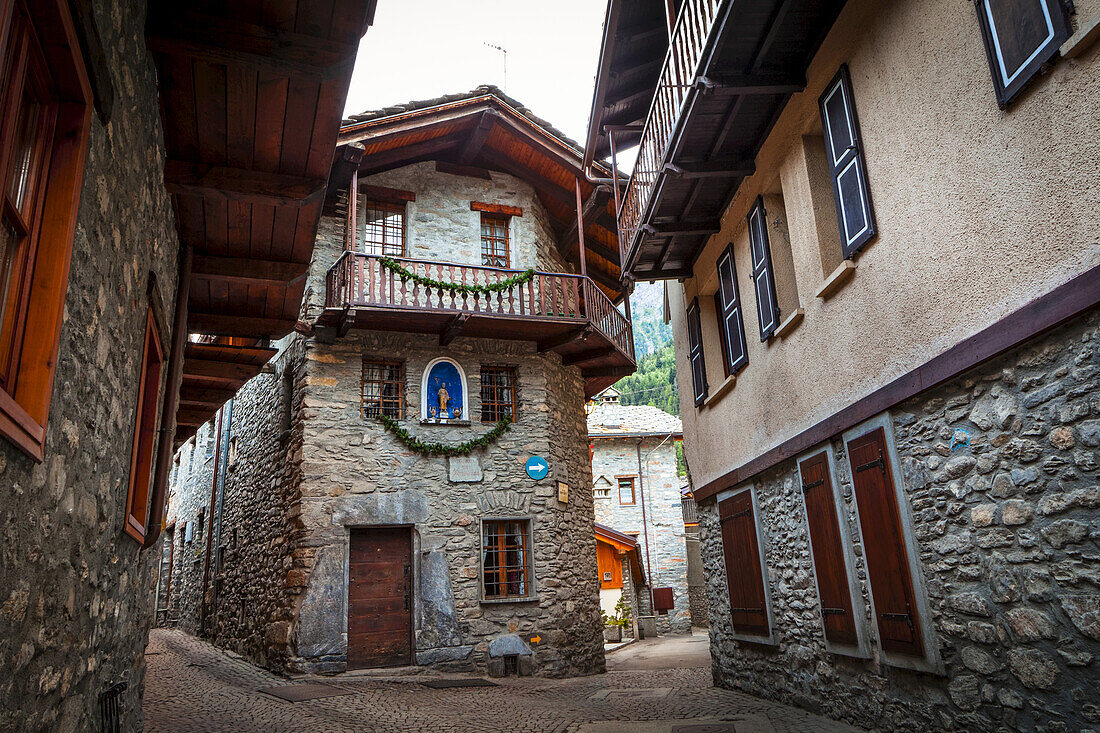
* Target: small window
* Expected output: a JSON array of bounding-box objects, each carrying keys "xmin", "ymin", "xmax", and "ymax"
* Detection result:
[
  {"xmin": 974, "ymin": 0, "xmax": 1070, "ymax": 108},
  {"xmin": 482, "ymin": 519, "xmax": 533, "ymax": 600},
  {"xmin": 480, "ymin": 213, "xmax": 510, "ymax": 268},
  {"xmin": 480, "ymin": 365, "xmax": 516, "ymax": 422},
  {"xmin": 714, "ymin": 245, "xmax": 748, "ymax": 377},
  {"xmin": 618, "ymin": 476, "xmax": 636, "ymax": 505},
  {"xmin": 184, "ymin": 520, "xmax": 194, "ymax": 545},
  {"xmin": 227, "ymin": 436, "xmax": 238, "ymax": 467},
  {"xmin": 594, "ymin": 476, "xmax": 612, "ymax": 500},
  {"xmin": 747, "ymin": 197, "xmax": 780, "ymax": 341},
  {"xmin": 686, "ymin": 297, "xmax": 709, "ymax": 405},
  {"xmin": 361, "ymin": 358, "xmax": 405, "ymax": 419},
  {"xmin": 819, "ymin": 65, "xmax": 876, "ymax": 259},
  {"xmin": 360, "ymin": 199, "xmax": 405, "ymax": 257},
  {"xmin": 123, "ymin": 308, "xmax": 164, "ymax": 543},
  {"xmin": 195, "ymin": 508, "xmax": 205, "ymax": 544}
]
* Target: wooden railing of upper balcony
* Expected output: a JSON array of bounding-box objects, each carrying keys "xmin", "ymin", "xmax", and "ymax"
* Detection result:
[
  {"xmin": 617, "ymin": 0, "xmax": 721, "ymax": 259},
  {"xmin": 326, "ymin": 252, "xmax": 635, "ymax": 361}
]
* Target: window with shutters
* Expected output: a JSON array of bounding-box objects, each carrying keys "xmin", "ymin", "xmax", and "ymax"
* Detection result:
[
  {"xmin": 819, "ymin": 65, "xmax": 876, "ymax": 260},
  {"xmin": 686, "ymin": 297, "xmax": 709, "ymax": 405},
  {"xmin": 798, "ymin": 449, "xmax": 868, "ymax": 656},
  {"xmin": 481, "ymin": 519, "xmax": 533, "ymax": 601},
  {"xmin": 718, "ymin": 488, "xmax": 773, "ymax": 641},
  {"xmin": 748, "ymin": 194, "xmax": 802, "ymax": 340},
  {"xmin": 974, "ymin": 0, "xmax": 1071, "ymax": 108},
  {"xmin": 845, "ymin": 424, "xmax": 930, "ymax": 663},
  {"xmin": 713, "ymin": 246, "xmax": 748, "ymax": 377},
  {"xmin": 124, "ymin": 308, "xmax": 165, "ymax": 543},
  {"xmin": 747, "ymin": 198, "xmax": 780, "ymax": 341}
]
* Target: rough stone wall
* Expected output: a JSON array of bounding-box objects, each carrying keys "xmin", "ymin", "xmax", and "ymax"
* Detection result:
[
  {"xmin": 0, "ymin": 1, "xmax": 180, "ymax": 730},
  {"xmin": 685, "ymin": 527, "xmax": 709, "ymax": 627},
  {"xmin": 700, "ymin": 308, "xmax": 1100, "ymax": 732},
  {"xmin": 592, "ymin": 437, "xmax": 692, "ymax": 632},
  {"xmin": 289, "ymin": 330, "xmax": 603, "ymax": 677}
]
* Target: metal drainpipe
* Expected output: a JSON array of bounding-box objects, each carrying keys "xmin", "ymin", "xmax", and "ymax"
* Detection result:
[{"xmin": 636, "ymin": 439, "xmax": 656, "ymax": 615}]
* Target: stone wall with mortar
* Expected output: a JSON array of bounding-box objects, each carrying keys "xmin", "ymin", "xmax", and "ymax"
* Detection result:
[
  {"xmin": 700, "ymin": 308, "xmax": 1100, "ymax": 732},
  {"xmin": 288, "ymin": 329, "xmax": 603, "ymax": 677},
  {"xmin": 0, "ymin": 1, "xmax": 181, "ymax": 729},
  {"xmin": 592, "ymin": 437, "xmax": 692, "ymax": 632}
]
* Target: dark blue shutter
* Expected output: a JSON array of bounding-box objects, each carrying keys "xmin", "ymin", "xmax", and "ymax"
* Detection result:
[
  {"xmin": 819, "ymin": 65, "xmax": 876, "ymax": 259},
  {"xmin": 686, "ymin": 297, "xmax": 708, "ymax": 406},
  {"xmin": 747, "ymin": 197, "xmax": 780, "ymax": 341},
  {"xmin": 715, "ymin": 244, "xmax": 748, "ymax": 376},
  {"xmin": 974, "ymin": 0, "xmax": 1070, "ymax": 108}
]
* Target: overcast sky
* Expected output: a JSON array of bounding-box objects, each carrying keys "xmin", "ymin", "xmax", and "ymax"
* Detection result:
[{"xmin": 344, "ymin": 0, "xmax": 608, "ymax": 147}]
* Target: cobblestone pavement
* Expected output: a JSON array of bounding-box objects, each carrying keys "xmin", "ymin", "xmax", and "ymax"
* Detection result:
[{"xmin": 144, "ymin": 629, "xmax": 861, "ymax": 733}]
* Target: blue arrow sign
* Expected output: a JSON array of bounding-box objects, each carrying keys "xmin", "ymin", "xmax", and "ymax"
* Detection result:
[{"xmin": 525, "ymin": 456, "xmax": 549, "ymax": 480}]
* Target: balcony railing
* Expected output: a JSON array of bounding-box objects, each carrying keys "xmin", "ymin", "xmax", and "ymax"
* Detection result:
[
  {"xmin": 618, "ymin": 0, "xmax": 722, "ymax": 258},
  {"xmin": 326, "ymin": 252, "xmax": 635, "ymax": 361}
]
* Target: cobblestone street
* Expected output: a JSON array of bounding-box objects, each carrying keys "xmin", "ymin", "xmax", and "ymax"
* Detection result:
[{"xmin": 144, "ymin": 629, "xmax": 861, "ymax": 732}]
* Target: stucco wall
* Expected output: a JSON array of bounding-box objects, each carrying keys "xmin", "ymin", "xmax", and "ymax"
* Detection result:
[
  {"xmin": 0, "ymin": 1, "xmax": 180, "ymax": 729},
  {"xmin": 672, "ymin": 0, "xmax": 1100, "ymax": 488}
]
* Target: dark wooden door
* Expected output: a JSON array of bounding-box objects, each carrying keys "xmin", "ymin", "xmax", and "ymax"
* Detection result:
[{"xmin": 347, "ymin": 527, "xmax": 412, "ymax": 669}]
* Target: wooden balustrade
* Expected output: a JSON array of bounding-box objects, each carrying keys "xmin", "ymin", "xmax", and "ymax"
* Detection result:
[
  {"xmin": 325, "ymin": 252, "xmax": 635, "ymax": 361},
  {"xmin": 617, "ymin": 0, "xmax": 721, "ymax": 259}
]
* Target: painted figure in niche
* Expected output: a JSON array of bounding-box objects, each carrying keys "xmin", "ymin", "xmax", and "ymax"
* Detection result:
[
  {"xmin": 437, "ymin": 379, "xmax": 450, "ymax": 417},
  {"xmin": 423, "ymin": 359, "xmax": 464, "ymax": 421}
]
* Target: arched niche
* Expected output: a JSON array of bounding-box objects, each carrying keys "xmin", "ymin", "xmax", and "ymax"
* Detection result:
[{"xmin": 421, "ymin": 357, "xmax": 469, "ymax": 423}]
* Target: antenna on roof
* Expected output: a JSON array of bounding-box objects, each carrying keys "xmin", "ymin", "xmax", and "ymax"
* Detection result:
[{"xmin": 483, "ymin": 42, "xmax": 507, "ymax": 92}]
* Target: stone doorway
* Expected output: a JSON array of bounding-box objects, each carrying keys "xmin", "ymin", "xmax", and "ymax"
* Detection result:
[{"xmin": 347, "ymin": 526, "xmax": 413, "ymax": 669}]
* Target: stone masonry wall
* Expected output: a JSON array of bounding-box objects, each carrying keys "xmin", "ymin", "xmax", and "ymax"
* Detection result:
[
  {"xmin": 289, "ymin": 329, "xmax": 603, "ymax": 677},
  {"xmin": 593, "ymin": 437, "xmax": 692, "ymax": 632},
  {"xmin": 700, "ymin": 307, "xmax": 1100, "ymax": 732},
  {"xmin": 0, "ymin": 1, "xmax": 180, "ymax": 730}
]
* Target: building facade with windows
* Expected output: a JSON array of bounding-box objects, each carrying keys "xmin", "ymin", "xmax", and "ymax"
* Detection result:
[
  {"xmin": 588, "ymin": 388, "xmax": 692, "ymax": 633},
  {"xmin": 587, "ymin": 0, "xmax": 1099, "ymax": 730},
  {"xmin": 161, "ymin": 87, "xmax": 636, "ymax": 677}
]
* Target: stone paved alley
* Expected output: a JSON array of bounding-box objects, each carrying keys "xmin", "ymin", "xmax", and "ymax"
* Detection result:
[{"xmin": 144, "ymin": 629, "xmax": 861, "ymax": 732}]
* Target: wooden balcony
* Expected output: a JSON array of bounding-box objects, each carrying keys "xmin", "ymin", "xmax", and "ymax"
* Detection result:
[{"xmin": 320, "ymin": 253, "xmax": 636, "ymax": 396}]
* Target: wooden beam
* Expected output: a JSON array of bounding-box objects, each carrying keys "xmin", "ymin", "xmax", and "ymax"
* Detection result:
[
  {"xmin": 358, "ymin": 183, "xmax": 416, "ymax": 203},
  {"xmin": 176, "ymin": 407, "xmax": 216, "ymax": 428},
  {"xmin": 574, "ymin": 179, "xmax": 588, "ymax": 278},
  {"xmin": 187, "ymin": 313, "xmax": 298, "ymax": 339},
  {"xmin": 562, "ymin": 347, "xmax": 616, "ymax": 367},
  {"xmin": 359, "ymin": 137, "xmax": 459, "ymax": 175},
  {"xmin": 471, "ymin": 201, "xmax": 522, "ymax": 217},
  {"xmin": 642, "ymin": 220, "xmax": 722, "ymax": 237},
  {"xmin": 178, "ymin": 386, "xmax": 236, "ymax": 408},
  {"xmin": 459, "ymin": 111, "xmax": 497, "ymax": 165},
  {"xmin": 164, "ymin": 161, "xmax": 326, "ymax": 207},
  {"xmin": 439, "ymin": 313, "xmax": 470, "ymax": 346},
  {"xmin": 537, "ymin": 326, "xmax": 591, "ymax": 353},
  {"xmin": 583, "ymin": 366, "xmax": 636, "ymax": 379},
  {"xmin": 665, "ymin": 158, "xmax": 756, "ymax": 179},
  {"xmin": 615, "ymin": 22, "xmax": 667, "ymax": 45},
  {"xmin": 182, "ymin": 358, "xmax": 258, "ymax": 382},
  {"xmin": 602, "ymin": 124, "xmax": 644, "ymax": 134},
  {"xmin": 584, "ymin": 265, "xmax": 624, "ymax": 293},
  {"xmin": 696, "ymin": 73, "xmax": 806, "ymax": 96},
  {"xmin": 435, "ymin": 161, "xmax": 492, "ymax": 180},
  {"xmin": 145, "ymin": 9, "xmax": 357, "ymax": 79},
  {"xmin": 192, "ymin": 255, "xmax": 309, "ymax": 287}
]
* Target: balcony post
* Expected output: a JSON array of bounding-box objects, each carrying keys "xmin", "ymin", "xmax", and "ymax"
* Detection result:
[
  {"xmin": 609, "ymin": 131, "xmax": 624, "ymax": 259},
  {"xmin": 574, "ymin": 177, "xmax": 587, "ymax": 278},
  {"xmin": 348, "ymin": 169, "xmax": 357, "ymax": 251}
]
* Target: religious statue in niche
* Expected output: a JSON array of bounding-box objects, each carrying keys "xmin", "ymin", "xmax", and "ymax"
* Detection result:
[{"xmin": 422, "ymin": 358, "xmax": 466, "ymax": 422}]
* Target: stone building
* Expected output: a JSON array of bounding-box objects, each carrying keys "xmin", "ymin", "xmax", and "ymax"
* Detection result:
[
  {"xmin": 588, "ymin": 388, "xmax": 691, "ymax": 632},
  {"xmin": 586, "ymin": 0, "xmax": 1099, "ymax": 730},
  {"xmin": 162, "ymin": 87, "xmax": 637, "ymax": 677},
  {"xmin": 0, "ymin": 1, "xmax": 373, "ymax": 730}
]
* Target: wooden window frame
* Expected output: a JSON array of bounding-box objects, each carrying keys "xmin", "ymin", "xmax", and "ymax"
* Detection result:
[
  {"xmin": 360, "ymin": 358, "xmax": 405, "ymax": 419},
  {"xmin": 974, "ymin": 0, "xmax": 1071, "ymax": 108},
  {"xmin": 0, "ymin": 0, "xmax": 93, "ymax": 461},
  {"xmin": 480, "ymin": 517, "xmax": 534, "ymax": 602},
  {"xmin": 479, "ymin": 365, "xmax": 517, "ymax": 423},
  {"xmin": 747, "ymin": 197, "xmax": 780, "ymax": 341},
  {"xmin": 714, "ymin": 245, "xmax": 748, "ymax": 377},
  {"xmin": 716, "ymin": 485, "xmax": 776, "ymax": 644},
  {"xmin": 796, "ymin": 445, "xmax": 870, "ymax": 658},
  {"xmin": 617, "ymin": 475, "xmax": 636, "ymax": 506},
  {"xmin": 359, "ymin": 198, "xmax": 406, "ymax": 257},
  {"xmin": 479, "ymin": 212, "xmax": 510, "ymax": 268},
  {"xmin": 123, "ymin": 307, "xmax": 164, "ymax": 543}
]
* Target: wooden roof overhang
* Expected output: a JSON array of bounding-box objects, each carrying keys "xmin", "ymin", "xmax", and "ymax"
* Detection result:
[
  {"xmin": 146, "ymin": 0, "xmax": 377, "ymax": 443},
  {"xmin": 334, "ymin": 94, "xmax": 628, "ymax": 303},
  {"xmin": 595, "ymin": 522, "xmax": 647, "ymax": 586},
  {"xmin": 587, "ymin": 0, "xmax": 848, "ymax": 281}
]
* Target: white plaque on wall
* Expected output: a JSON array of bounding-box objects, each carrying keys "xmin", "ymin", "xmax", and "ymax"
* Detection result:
[{"xmin": 448, "ymin": 455, "xmax": 482, "ymax": 483}]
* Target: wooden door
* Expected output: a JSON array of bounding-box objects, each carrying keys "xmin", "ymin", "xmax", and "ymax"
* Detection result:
[
  {"xmin": 718, "ymin": 490, "xmax": 769, "ymax": 638},
  {"xmin": 347, "ymin": 527, "xmax": 412, "ymax": 669}
]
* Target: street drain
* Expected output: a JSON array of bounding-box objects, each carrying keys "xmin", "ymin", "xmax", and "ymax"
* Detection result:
[
  {"xmin": 421, "ymin": 679, "xmax": 498, "ymax": 689},
  {"xmin": 258, "ymin": 683, "xmax": 351, "ymax": 702}
]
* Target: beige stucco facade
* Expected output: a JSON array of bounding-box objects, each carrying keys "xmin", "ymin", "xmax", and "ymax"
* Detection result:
[{"xmin": 669, "ymin": 0, "xmax": 1100, "ymax": 488}]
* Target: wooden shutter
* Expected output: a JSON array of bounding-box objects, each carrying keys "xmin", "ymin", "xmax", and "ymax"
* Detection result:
[
  {"xmin": 719, "ymin": 491, "xmax": 769, "ymax": 637},
  {"xmin": 974, "ymin": 0, "xmax": 1070, "ymax": 108},
  {"xmin": 714, "ymin": 245, "xmax": 748, "ymax": 376},
  {"xmin": 747, "ymin": 197, "xmax": 780, "ymax": 340},
  {"xmin": 819, "ymin": 65, "xmax": 876, "ymax": 259},
  {"xmin": 686, "ymin": 297, "xmax": 708, "ymax": 406},
  {"xmin": 847, "ymin": 428, "xmax": 923, "ymax": 657},
  {"xmin": 800, "ymin": 452, "xmax": 858, "ymax": 646}
]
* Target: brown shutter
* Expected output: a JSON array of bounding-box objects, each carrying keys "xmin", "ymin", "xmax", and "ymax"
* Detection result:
[
  {"xmin": 718, "ymin": 491, "xmax": 769, "ymax": 637},
  {"xmin": 800, "ymin": 452, "xmax": 857, "ymax": 646},
  {"xmin": 847, "ymin": 428, "xmax": 923, "ymax": 657}
]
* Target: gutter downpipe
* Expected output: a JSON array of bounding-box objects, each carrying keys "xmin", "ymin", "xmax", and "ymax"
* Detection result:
[{"xmin": 636, "ymin": 439, "xmax": 656, "ymax": 615}]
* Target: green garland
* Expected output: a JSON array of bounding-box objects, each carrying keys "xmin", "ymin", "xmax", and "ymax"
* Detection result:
[
  {"xmin": 378, "ymin": 256, "xmax": 535, "ymax": 295},
  {"xmin": 378, "ymin": 414, "xmax": 512, "ymax": 456}
]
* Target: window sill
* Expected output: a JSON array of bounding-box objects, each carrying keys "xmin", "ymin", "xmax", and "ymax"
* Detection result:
[
  {"xmin": 420, "ymin": 419, "xmax": 471, "ymax": 427},
  {"xmin": 701, "ymin": 374, "xmax": 736, "ymax": 409},
  {"xmin": 825, "ymin": 641, "xmax": 872, "ymax": 660},
  {"xmin": 883, "ymin": 651, "xmax": 946, "ymax": 676},
  {"xmin": 774, "ymin": 307, "xmax": 804, "ymax": 339},
  {"xmin": 814, "ymin": 260, "xmax": 857, "ymax": 300},
  {"xmin": 480, "ymin": 596, "xmax": 538, "ymax": 605},
  {"xmin": 730, "ymin": 631, "xmax": 778, "ymax": 647},
  {"xmin": 1061, "ymin": 11, "xmax": 1100, "ymax": 58}
]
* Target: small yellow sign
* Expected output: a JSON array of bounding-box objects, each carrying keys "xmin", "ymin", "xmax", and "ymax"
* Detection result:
[{"xmin": 557, "ymin": 481, "xmax": 569, "ymax": 503}]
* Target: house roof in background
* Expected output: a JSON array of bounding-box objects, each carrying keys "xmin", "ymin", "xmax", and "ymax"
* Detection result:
[{"xmin": 587, "ymin": 388, "xmax": 682, "ymax": 438}]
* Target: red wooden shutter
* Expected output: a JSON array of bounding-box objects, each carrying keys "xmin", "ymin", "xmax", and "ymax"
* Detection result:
[
  {"xmin": 847, "ymin": 428, "xmax": 923, "ymax": 657},
  {"xmin": 800, "ymin": 452, "xmax": 857, "ymax": 646},
  {"xmin": 747, "ymin": 197, "xmax": 780, "ymax": 341},
  {"xmin": 719, "ymin": 491, "xmax": 769, "ymax": 637},
  {"xmin": 686, "ymin": 297, "xmax": 708, "ymax": 406}
]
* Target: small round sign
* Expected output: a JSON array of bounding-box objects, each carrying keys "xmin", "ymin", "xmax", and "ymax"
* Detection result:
[{"xmin": 525, "ymin": 456, "xmax": 549, "ymax": 480}]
